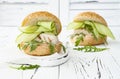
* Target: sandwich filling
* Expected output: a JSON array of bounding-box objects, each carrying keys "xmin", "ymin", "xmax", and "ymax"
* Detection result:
[
  {"xmin": 16, "ymin": 21, "xmax": 65, "ymax": 54},
  {"xmin": 67, "ymin": 20, "xmax": 115, "ymax": 46}
]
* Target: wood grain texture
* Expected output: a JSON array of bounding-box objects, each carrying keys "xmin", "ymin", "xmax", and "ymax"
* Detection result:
[{"xmin": 0, "ymin": 27, "xmax": 120, "ymax": 79}]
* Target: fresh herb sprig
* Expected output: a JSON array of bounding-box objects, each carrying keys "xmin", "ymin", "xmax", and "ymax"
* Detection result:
[
  {"xmin": 49, "ymin": 43, "xmax": 55, "ymax": 54},
  {"xmin": 10, "ymin": 64, "xmax": 40, "ymax": 70},
  {"xmin": 61, "ymin": 44, "xmax": 66, "ymax": 53},
  {"xmin": 73, "ymin": 46, "xmax": 108, "ymax": 52},
  {"xmin": 75, "ymin": 33, "xmax": 85, "ymax": 46},
  {"xmin": 18, "ymin": 40, "xmax": 43, "ymax": 52},
  {"xmin": 84, "ymin": 21, "xmax": 100, "ymax": 40}
]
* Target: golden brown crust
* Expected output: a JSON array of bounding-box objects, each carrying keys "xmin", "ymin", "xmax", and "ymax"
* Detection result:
[
  {"xmin": 20, "ymin": 41, "xmax": 62, "ymax": 56},
  {"xmin": 70, "ymin": 11, "xmax": 107, "ymax": 46},
  {"xmin": 74, "ymin": 11, "xmax": 107, "ymax": 26},
  {"xmin": 71, "ymin": 35, "xmax": 106, "ymax": 46},
  {"xmin": 22, "ymin": 11, "xmax": 62, "ymax": 35}
]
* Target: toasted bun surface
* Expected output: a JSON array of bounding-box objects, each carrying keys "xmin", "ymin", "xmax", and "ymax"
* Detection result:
[
  {"xmin": 21, "ymin": 41, "xmax": 62, "ymax": 56},
  {"xmin": 74, "ymin": 11, "xmax": 107, "ymax": 26},
  {"xmin": 71, "ymin": 34, "xmax": 106, "ymax": 46},
  {"xmin": 22, "ymin": 11, "xmax": 62, "ymax": 35},
  {"xmin": 20, "ymin": 11, "xmax": 62, "ymax": 56},
  {"xmin": 71, "ymin": 12, "xmax": 107, "ymax": 46}
]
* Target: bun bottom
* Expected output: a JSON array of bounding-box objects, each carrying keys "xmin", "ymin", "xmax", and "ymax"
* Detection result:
[
  {"xmin": 21, "ymin": 41, "xmax": 62, "ymax": 56},
  {"xmin": 71, "ymin": 35, "xmax": 106, "ymax": 46}
]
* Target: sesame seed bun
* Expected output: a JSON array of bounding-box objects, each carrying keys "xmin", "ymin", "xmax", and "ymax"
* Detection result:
[
  {"xmin": 20, "ymin": 41, "xmax": 62, "ymax": 56},
  {"xmin": 74, "ymin": 11, "xmax": 107, "ymax": 26},
  {"xmin": 71, "ymin": 32, "xmax": 106, "ymax": 46},
  {"xmin": 20, "ymin": 11, "xmax": 62, "ymax": 56},
  {"xmin": 71, "ymin": 11, "xmax": 107, "ymax": 46},
  {"xmin": 22, "ymin": 11, "xmax": 62, "ymax": 35}
]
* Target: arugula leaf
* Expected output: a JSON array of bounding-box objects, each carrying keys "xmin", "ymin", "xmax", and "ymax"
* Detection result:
[
  {"xmin": 75, "ymin": 33, "xmax": 85, "ymax": 46},
  {"xmin": 75, "ymin": 37, "xmax": 82, "ymax": 46},
  {"xmin": 70, "ymin": 34, "xmax": 80, "ymax": 39},
  {"xmin": 10, "ymin": 64, "xmax": 40, "ymax": 70},
  {"xmin": 29, "ymin": 44, "xmax": 37, "ymax": 52},
  {"xmin": 61, "ymin": 44, "xmax": 66, "ymax": 53},
  {"xmin": 22, "ymin": 43, "xmax": 29, "ymax": 50},
  {"xmin": 17, "ymin": 44, "xmax": 21, "ymax": 50},
  {"xmin": 91, "ymin": 22, "xmax": 100, "ymax": 40},
  {"xmin": 73, "ymin": 46, "xmax": 109, "ymax": 52},
  {"xmin": 49, "ymin": 43, "xmax": 55, "ymax": 54},
  {"xmin": 84, "ymin": 21, "xmax": 100, "ymax": 39},
  {"xmin": 20, "ymin": 40, "xmax": 43, "ymax": 52}
]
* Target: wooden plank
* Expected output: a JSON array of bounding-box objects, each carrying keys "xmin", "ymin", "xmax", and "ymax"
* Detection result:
[
  {"xmin": 59, "ymin": 47, "xmax": 120, "ymax": 79},
  {"xmin": 0, "ymin": 0, "xmax": 59, "ymax": 26},
  {"xmin": 70, "ymin": 0, "xmax": 120, "ymax": 3},
  {"xmin": 59, "ymin": 26, "xmax": 120, "ymax": 79},
  {"xmin": 70, "ymin": 3, "xmax": 120, "ymax": 10},
  {"xmin": 0, "ymin": 63, "xmax": 23, "ymax": 79},
  {"xmin": 59, "ymin": 58, "xmax": 78, "ymax": 79},
  {"xmin": 30, "ymin": 67, "xmax": 58, "ymax": 79},
  {"xmin": 0, "ymin": 0, "xmax": 49, "ymax": 3},
  {"xmin": 105, "ymin": 27, "xmax": 120, "ymax": 67}
]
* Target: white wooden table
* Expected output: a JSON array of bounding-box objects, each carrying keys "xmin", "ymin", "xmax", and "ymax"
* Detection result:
[{"xmin": 0, "ymin": 26, "xmax": 120, "ymax": 79}]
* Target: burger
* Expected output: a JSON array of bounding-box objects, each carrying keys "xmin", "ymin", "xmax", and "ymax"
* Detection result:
[
  {"xmin": 16, "ymin": 11, "xmax": 65, "ymax": 56},
  {"xmin": 67, "ymin": 11, "xmax": 115, "ymax": 46}
]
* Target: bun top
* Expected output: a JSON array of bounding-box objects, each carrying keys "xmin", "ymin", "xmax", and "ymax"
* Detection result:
[
  {"xmin": 22, "ymin": 11, "xmax": 62, "ymax": 34},
  {"xmin": 73, "ymin": 11, "xmax": 107, "ymax": 26}
]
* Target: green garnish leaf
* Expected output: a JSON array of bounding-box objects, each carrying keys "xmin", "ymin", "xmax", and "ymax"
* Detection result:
[
  {"xmin": 10, "ymin": 64, "xmax": 40, "ymax": 70},
  {"xmin": 73, "ymin": 46, "xmax": 109, "ymax": 52},
  {"xmin": 29, "ymin": 44, "xmax": 37, "ymax": 52},
  {"xmin": 61, "ymin": 44, "xmax": 66, "ymax": 53},
  {"xmin": 19, "ymin": 40, "xmax": 43, "ymax": 52},
  {"xmin": 75, "ymin": 37, "xmax": 82, "ymax": 46},
  {"xmin": 75, "ymin": 33, "xmax": 85, "ymax": 46},
  {"xmin": 67, "ymin": 22, "xmax": 84, "ymax": 30},
  {"xmin": 49, "ymin": 43, "xmax": 55, "ymax": 54},
  {"xmin": 84, "ymin": 21, "xmax": 100, "ymax": 39},
  {"xmin": 22, "ymin": 43, "xmax": 28, "ymax": 50},
  {"xmin": 17, "ymin": 44, "xmax": 21, "ymax": 50}
]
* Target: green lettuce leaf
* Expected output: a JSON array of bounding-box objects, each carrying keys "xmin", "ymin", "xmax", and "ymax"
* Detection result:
[
  {"xmin": 19, "ymin": 25, "xmax": 38, "ymax": 33},
  {"xmin": 67, "ymin": 22, "xmax": 84, "ymax": 30},
  {"xmin": 94, "ymin": 22, "xmax": 115, "ymax": 39},
  {"xmin": 37, "ymin": 21, "xmax": 55, "ymax": 30},
  {"xmin": 16, "ymin": 21, "xmax": 57, "ymax": 44},
  {"xmin": 16, "ymin": 32, "xmax": 39, "ymax": 44},
  {"xmin": 37, "ymin": 21, "xmax": 57, "ymax": 35},
  {"xmin": 16, "ymin": 26, "xmax": 48, "ymax": 44},
  {"xmin": 84, "ymin": 21, "xmax": 100, "ymax": 39}
]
